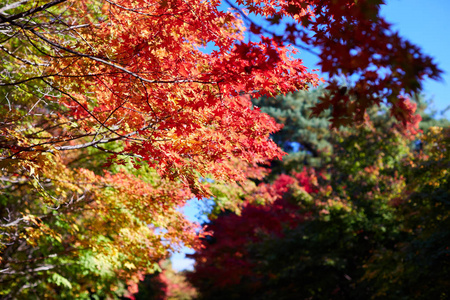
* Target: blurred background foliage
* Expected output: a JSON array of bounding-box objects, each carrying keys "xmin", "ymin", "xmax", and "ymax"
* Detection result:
[{"xmin": 182, "ymin": 88, "xmax": 450, "ymax": 300}]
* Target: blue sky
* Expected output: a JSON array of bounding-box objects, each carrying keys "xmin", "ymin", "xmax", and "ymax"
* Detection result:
[
  {"xmin": 171, "ymin": 0, "xmax": 450, "ymax": 271},
  {"xmin": 381, "ymin": 0, "xmax": 450, "ymax": 117}
]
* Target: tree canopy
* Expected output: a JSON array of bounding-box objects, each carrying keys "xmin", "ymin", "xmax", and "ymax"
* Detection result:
[{"xmin": 0, "ymin": 0, "xmax": 443, "ymax": 298}]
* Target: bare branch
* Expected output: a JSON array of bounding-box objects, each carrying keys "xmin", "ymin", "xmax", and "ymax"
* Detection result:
[
  {"xmin": 0, "ymin": 44, "xmax": 50, "ymax": 66},
  {"xmin": 0, "ymin": 0, "xmax": 68, "ymax": 24},
  {"xmin": 0, "ymin": 0, "xmax": 31, "ymax": 14}
]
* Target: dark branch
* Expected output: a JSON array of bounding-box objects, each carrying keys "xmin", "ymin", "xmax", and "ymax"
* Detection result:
[{"xmin": 0, "ymin": 0, "xmax": 68, "ymax": 24}]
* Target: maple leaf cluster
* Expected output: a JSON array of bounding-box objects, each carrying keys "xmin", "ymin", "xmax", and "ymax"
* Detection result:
[
  {"xmin": 233, "ymin": 0, "xmax": 441, "ymax": 126},
  {"xmin": 49, "ymin": 0, "xmax": 322, "ymax": 196}
]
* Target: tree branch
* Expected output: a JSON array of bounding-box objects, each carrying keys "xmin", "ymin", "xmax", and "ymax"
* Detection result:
[
  {"xmin": 0, "ymin": 0, "xmax": 68, "ymax": 24},
  {"xmin": 0, "ymin": 0, "xmax": 31, "ymax": 14}
]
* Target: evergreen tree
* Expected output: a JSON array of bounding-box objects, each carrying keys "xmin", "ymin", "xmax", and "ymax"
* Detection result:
[{"xmin": 253, "ymin": 88, "xmax": 332, "ymax": 176}]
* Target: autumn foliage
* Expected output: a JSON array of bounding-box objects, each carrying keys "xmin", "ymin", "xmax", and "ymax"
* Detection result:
[
  {"xmin": 189, "ymin": 104, "xmax": 450, "ymax": 299},
  {"xmin": 0, "ymin": 0, "xmax": 442, "ymax": 298}
]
